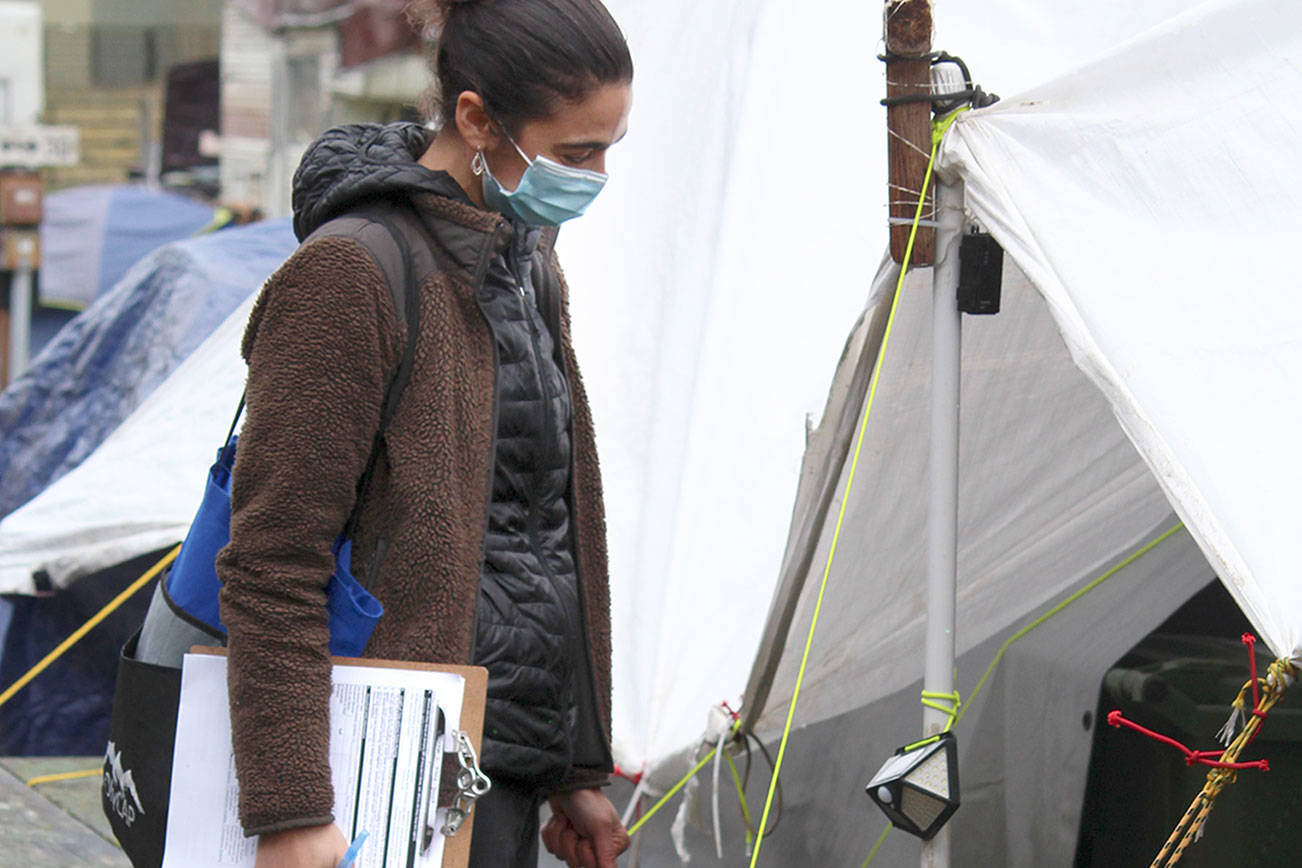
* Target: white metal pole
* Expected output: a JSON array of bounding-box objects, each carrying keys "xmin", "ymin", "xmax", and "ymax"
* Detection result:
[
  {"xmin": 268, "ymin": 33, "xmax": 291, "ymax": 219},
  {"xmin": 921, "ymin": 174, "xmax": 964, "ymax": 868},
  {"xmin": 7, "ymin": 262, "xmax": 33, "ymax": 382}
]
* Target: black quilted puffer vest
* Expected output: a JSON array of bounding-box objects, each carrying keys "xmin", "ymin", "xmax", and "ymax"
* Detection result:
[{"xmin": 473, "ymin": 222, "xmax": 582, "ymax": 787}]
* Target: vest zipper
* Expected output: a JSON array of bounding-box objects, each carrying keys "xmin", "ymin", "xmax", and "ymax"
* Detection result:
[{"xmin": 468, "ymin": 222, "xmax": 508, "ymax": 655}]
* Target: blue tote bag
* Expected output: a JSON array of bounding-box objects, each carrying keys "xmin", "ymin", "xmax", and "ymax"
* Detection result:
[
  {"xmin": 164, "ymin": 204, "xmax": 431, "ymax": 655},
  {"xmin": 165, "ymin": 428, "xmax": 383, "ymax": 657}
]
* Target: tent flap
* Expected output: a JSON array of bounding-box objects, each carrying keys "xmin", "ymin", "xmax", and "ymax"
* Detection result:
[{"xmin": 939, "ymin": 0, "xmax": 1302, "ymax": 661}]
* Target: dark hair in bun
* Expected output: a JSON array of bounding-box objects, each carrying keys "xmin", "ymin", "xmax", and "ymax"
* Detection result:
[{"xmin": 410, "ymin": 0, "xmax": 633, "ymax": 133}]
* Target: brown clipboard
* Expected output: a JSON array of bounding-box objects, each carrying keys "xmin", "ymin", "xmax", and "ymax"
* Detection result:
[{"xmin": 189, "ymin": 646, "xmax": 488, "ymax": 868}]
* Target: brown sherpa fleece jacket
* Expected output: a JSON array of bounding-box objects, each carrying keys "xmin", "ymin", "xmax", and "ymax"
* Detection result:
[{"xmin": 216, "ymin": 192, "xmax": 613, "ymax": 835}]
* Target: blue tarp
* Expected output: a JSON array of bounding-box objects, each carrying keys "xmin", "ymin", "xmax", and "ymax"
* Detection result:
[
  {"xmin": 0, "ymin": 218, "xmax": 297, "ymax": 520},
  {"xmin": 39, "ymin": 185, "xmax": 219, "ymax": 310},
  {"xmin": 0, "ymin": 549, "xmax": 166, "ymax": 755}
]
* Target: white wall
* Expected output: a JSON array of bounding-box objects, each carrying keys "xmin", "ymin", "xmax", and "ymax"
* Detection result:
[{"xmin": 0, "ymin": 2, "xmax": 43, "ymax": 123}]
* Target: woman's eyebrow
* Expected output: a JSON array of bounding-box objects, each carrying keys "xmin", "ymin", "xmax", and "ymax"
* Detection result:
[
  {"xmin": 558, "ymin": 130, "xmax": 629, "ymax": 150},
  {"xmin": 557, "ymin": 139, "xmax": 610, "ymax": 151}
]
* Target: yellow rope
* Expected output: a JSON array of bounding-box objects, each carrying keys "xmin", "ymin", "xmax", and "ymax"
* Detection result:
[
  {"xmin": 745, "ymin": 108, "xmax": 965, "ymax": 868},
  {"xmin": 860, "ymin": 825, "xmax": 892, "ymax": 868},
  {"xmin": 26, "ymin": 768, "xmax": 102, "ymax": 787},
  {"xmin": 0, "ymin": 545, "xmax": 180, "ymax": 712},
  {"xmin": 725, "ymin": 750, "xmax": 758, "ymax": 850},
  {"xmin": 1150, "ymin": 658, "xmax": 1296, "ymax": 867},
  {"xmin": 856, "ymin": 524, "xmax": 1184, "ymax": 866},
  {"xmin": 954, "ymin": 523, "xmax": 1184, "ymax": 726},
  {"xmin": 920, "ymin": 688, "xmax": 961, "ymax": 731},
  {"xmin": 626, "ymin": 744, "xmax": 720, "ymax": 837}
]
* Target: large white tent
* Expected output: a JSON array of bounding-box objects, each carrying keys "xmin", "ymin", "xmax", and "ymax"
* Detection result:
[
  {"xmin": 3, "ymin": 2, "xmax": 1300, "ymax": 863},
  {"xmin": 664, "ymin": 0, "xmax": 1302, "ymax": 864},
  {"xmin": 745, "ymin": 0, "xmax": 1302, "ymax": 741}
]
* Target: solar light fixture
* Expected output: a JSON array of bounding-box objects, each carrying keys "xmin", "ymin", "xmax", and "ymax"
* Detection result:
[
  {"xmin": 957, "ymin": 231, "xmax": 1003, "ymax": 315},
  {"xmin": 865, "ymin": 731, "xmax": 960, "ymax": 840}
]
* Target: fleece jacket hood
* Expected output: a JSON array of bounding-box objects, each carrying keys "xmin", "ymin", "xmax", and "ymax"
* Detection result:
[{"xmin": 291, "ymin": 122, "xmax": 473, "ymax": 241}]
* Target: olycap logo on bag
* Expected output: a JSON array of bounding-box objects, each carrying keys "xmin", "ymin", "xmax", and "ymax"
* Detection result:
[{"xmin": 103, "ymin": 740, "xmax": 146, "ymax": 826}]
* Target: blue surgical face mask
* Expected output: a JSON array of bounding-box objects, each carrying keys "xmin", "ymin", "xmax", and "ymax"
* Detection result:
[{"xmin": 475, "ymin": 136, "xmax": 608, "ymax": 226}]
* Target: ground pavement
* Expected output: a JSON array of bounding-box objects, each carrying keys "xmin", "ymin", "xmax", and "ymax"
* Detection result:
[{"xmin": 0, "ymin": 756, "xmax": 130, "ymax": 867}]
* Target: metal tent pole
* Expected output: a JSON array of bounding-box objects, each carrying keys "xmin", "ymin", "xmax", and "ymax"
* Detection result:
[
  {"xmin": 921, "ymin": 175, "xmax": 964, "ymax": 868},
  {"xmin": 7, "ymin": 261, "xmax": 33, "ymax": 383}
]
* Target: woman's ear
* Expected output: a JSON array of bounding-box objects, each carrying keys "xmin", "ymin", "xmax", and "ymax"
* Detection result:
[{"xmin": 454, "ymin": 91, "xmax": 499, "ymax": 152}]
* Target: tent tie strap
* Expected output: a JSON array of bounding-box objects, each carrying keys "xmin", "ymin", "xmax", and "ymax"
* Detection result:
[
  {"xmin": 625, "ymin": 716, "xmax": 744, "ymax": 838},
  {"xmin": 1106, "ymin": 711, "xmax": 1268, "ymax": 771},
  {"xmin": 919, "ymin": 688, "xmax": 961, "ymax": 734},
  {"xmin": 1118, "ymin": 637, "xmax": 1298, "ymax": 868}
]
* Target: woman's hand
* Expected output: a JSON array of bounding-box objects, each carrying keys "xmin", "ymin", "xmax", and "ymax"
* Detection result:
[
  {"xmin": 254, "ymin": 822, "xmax": 349, "ymax": 868},
  {"xmin": 543, "ymin": 788, "xmax": 630, "ymax": 868}
]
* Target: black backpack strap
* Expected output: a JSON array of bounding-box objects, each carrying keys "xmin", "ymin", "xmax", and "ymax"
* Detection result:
[
  {"xmin": 314, "ymin": 203, "xmax": 434, "ymax": 540},
  {"xmin": 299, "ymin": 201, "xmax": 437, "ymax": 541}
]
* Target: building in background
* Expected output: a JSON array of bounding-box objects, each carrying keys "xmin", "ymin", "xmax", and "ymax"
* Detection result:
[
  {"xmin": 219, "ymin": 0, "xmax": 428, "ymax": 218},
  {"xmin": 39, "ymin": 0, "xmax": 222, "ymax": 190}
]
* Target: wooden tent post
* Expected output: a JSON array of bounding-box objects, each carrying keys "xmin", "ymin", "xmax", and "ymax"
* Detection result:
[{"xmin": 885, "ymin": 0, "xmax": 934, "ymax": 266}]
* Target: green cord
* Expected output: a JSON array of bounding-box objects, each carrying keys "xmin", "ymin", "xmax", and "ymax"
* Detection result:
[
  {"xmin": 860, "ymin": 825, "xmax": 892, "ymax": 868},
  {"xmin": 746, "ymin": 108, "xmax": 958, "ymax": 868},
  {"xmin": 626, "ymin": 745, "xmax": 718, "ymax": 837},
  {"xmin": 954, "ymin": 523, "xmax": 1184, "ymax": 726}
]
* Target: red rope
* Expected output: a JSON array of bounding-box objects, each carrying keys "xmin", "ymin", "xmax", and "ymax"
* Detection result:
[
  {"xmin": 1106, "ymin": 711, "xmax": 1270, "ymax": 771},
  {"xmin": 1242, "ymin": 633, "xmax": 1261, "ymax": 709},
  {"xmin": 613, "ymin": 764, "xmax": 644, "ymax": 785}
]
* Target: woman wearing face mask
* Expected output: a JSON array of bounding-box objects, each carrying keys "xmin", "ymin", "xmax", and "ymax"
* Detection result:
[{"xmin": 215, "ymin": 2, "xmax": 633, "ymax": 867}]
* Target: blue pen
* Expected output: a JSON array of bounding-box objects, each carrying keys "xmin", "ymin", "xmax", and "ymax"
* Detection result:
[{"xmin": 337, "ymin": 830, "xmax": 369, "ymax": 868}]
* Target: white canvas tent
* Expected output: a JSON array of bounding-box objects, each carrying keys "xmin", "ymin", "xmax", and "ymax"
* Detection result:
[
  {"xmin": 630, "ymin": 0, "xmax": 1302, "ymax": 865},
  {"xmin": 746, "ymin": 0, "xmax": 1302, "ymax": 748}
]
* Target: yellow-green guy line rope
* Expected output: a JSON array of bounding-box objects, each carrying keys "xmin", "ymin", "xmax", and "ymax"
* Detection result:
[
  {"xmin": 627, "ymin": 720, "xmax": 741, "ymax": 837},
  {"xmin": 746, "ymin": 109, "xmax": 962, "ymax": 868},
  {"xmin": 860, "ymin": 522, "xmax": 1185, "ymax": 865},
  {"xmin": 0, "ymin": 545, "xmax": 181, "ymax": 712},
  {"xmin": 617, "ymin": 111, "xmax": 969, "ymax": 856},
  {"xmin": 626, "ymin": 748, "xmax": 716, "ymax": 836},
  {"xmin": 954, "ymin": 521, "xmax": 1184, "ymax": 726},
  {"xmin": 860, "ymin": 825, "xmax": 892, "ymax": 868},
  {"xmin": 725, "ymin": 751, "xmax": 758, "ymax": 851}
]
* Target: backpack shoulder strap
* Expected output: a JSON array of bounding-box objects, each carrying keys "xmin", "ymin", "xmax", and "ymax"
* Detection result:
[
  {"xmin": 306, "ymin": 201, "xmax": 436, "ymax": 431},
  {"xmin": 305, "ymin": 200, "xmax": 438, "ymax": 540}
]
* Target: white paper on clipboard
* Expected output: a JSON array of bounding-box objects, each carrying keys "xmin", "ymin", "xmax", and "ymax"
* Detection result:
[{"xmin": 162, "ymin": 653, "xmax": 467, "ymax": 868}]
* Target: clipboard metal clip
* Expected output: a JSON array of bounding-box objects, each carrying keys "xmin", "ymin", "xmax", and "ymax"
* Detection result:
[{"xmin": 442, "ymin": 730, "xmax": 493, "ymax": 837}]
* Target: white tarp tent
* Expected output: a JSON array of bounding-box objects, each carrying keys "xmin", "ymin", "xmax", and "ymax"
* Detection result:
[
  {"xmin": 746, "ymin": 0, "xmax": 1302, "ymax": 743},
  {"xmin": 939, "ymin": 0, "xmax": 1302, "ymax": 663},
  {"xmin": 669, "ymin": 0, "xmax": 1302, "ymax": 864}
]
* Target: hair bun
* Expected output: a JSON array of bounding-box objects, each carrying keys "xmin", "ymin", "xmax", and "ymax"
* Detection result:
[{"xmin": 411, "ymin": 0, "xmax": 482, "ymax": 28}]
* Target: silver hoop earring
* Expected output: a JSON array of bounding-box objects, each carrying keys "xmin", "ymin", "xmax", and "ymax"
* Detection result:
[{"xmin": 471, "ymin": 151, "xmax": 486, "ymax": 177}]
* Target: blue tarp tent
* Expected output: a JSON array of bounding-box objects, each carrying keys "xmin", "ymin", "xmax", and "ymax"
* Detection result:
[
  {"xmin": 0, "ymin": 218, "xmax": 296, "ymax": 754},
  {"xmin": 38, "ymin": 185, "xmax": 219, "ymax": 311},
  {"xmin": 0, "ymin": 218, "xmax": 297, "ymax": 522}
]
